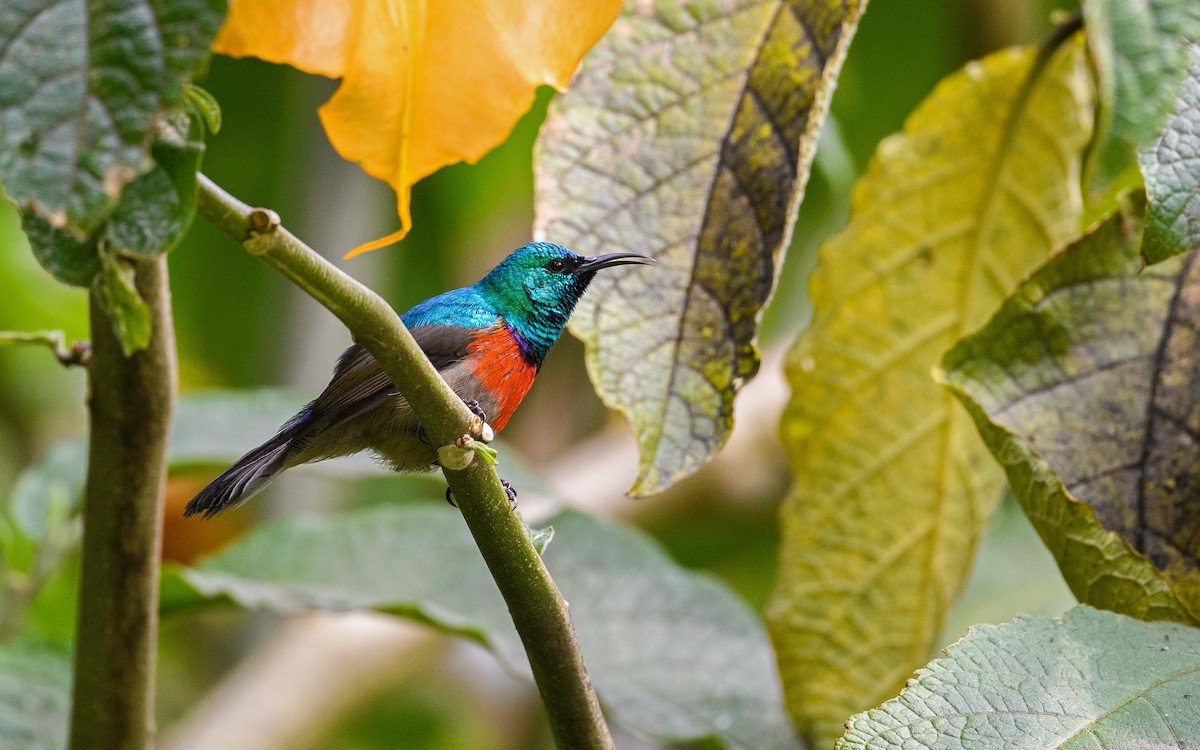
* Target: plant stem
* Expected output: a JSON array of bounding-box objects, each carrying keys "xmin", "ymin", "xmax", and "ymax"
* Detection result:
[
  {"xmin": 69, "ymin": 255, "xmax": 176, "ymax": 749},
  {"xmin": 195, "ymin": 174, "xmax": 613, "ymax": 750}
]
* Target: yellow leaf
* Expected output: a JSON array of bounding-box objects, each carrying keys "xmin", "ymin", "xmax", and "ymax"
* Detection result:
[
  {"xmin": 214, "ymin": 0, "xmax": 621, "ymax": 252},
  {"xmin": 215, "ymin": 0, "xmax": 348, "ymax": 77},
  {"xmin": 765, "ymin": 40, "xmax": 1094, "ymax": 748}
]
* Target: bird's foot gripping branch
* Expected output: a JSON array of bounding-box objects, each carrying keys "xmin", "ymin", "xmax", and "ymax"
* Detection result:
[
  {"xmin": 193, "ymin": 173, "xmax": 616, "ymax": 750},
  {"xmin": 439, "ymin": 399, "xmax": 498, "ymax": 471}
]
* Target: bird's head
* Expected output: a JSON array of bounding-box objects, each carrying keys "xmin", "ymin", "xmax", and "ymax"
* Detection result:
[{"xmin": 478, "ymin": 242, "xmax": 655, "ymax": 354}]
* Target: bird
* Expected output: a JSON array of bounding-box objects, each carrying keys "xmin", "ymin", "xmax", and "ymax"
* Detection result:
[{"xmin": 184, "ymin": 242, "xmax": 655, "ymax": 518}]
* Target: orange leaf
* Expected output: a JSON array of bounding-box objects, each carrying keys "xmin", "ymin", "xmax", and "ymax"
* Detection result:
[
  {"xmin": 214, "ymin": 0, "xmax": 622, "ymax": 254},
  {"xmin": 214, "ymin": 0, "xmax": 349, "ymax": 77}
]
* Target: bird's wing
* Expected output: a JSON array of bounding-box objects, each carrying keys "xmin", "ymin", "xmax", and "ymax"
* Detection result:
[
  {"xmin": 300, "ymin": 325, "xmax": 484, "ymax": 428},
  {"xmin": 411, "ymin": 324, "xmax": 477, "ymax": 370}
]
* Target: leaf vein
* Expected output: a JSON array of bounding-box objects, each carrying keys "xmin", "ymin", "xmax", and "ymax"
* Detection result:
[
  {"xmin": 637, "ymin": 1, "xmax": 788, "ymax": 470},
  {"xmin": 1135, "ymin": 250, "xmax": 1199, "ymax": 554}
]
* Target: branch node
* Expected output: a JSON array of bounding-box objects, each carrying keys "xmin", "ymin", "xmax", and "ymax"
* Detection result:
[
  {"xmin": 249, "ymin": 208, "xmax": 280, "ymax": 233},
  {"xmin": 437, "ymin": 442, "xmax": 476, "ymax": 471},
  {"xmin": 61, "ymin": 340, "xmax": 93, "ymax": 367},
  {"xmin": 246, "ymin": 209, "xmax": 281, "ymax": 255},
  {"xmin": 467, "ymin": 415, "xmax": 494, "ymax": 443}
]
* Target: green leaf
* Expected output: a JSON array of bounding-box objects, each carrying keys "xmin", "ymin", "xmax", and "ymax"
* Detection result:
[
  {"xmin": 839, "ymin": 606, "xmax": 1200, "ymax": 750},
  {"xmin": 0, "ymin": 640, "xmax": 71, "ymax": 750},
  {"xmin": 1140, "ymin": 43, "xmax": 1200, "ymax": 263},
  {"xmin": 15, "ymin": 125, "xmax": 204, "ymax": 287},
  {"xmin": 1081, "ymin": 0, "xmax": 1200, "ymax": 193},
  {"xmin": 0, "ymin": 0, "xmax": 226, "ymax": 234},
  {"xmin": 183, "ymin": 84, "xmax": 222, "ymax": 135},
  {"xmin": 163, "ymin": 507, "xmax": 800, "ymax": 749},
  {"xmin": 21, "ymin": 554, "xmax": 80, "ymax": 646},
  {"xmin": 168, "ymin": 390, "xmax": 313, "ymax": 470},
  {"xmin": 94, "ymin": 249, "xmax": 151, "ymax": 356},
  {"xmin": 0, "ymin": 390, "xmax": 394, "ymax": 642},
  {"xmin": 939, "ymin": 206, "xmax": 1200, "ymax": 624},
  {"xmin": 534, "ymin": 0, "xmax": 867, "ymax": 496},
  {"xmin": 527, "ymin": 523, "xmax": 554, "ymax": 555},
  {"xmin": 102, "ymin": 130, "xmax": 204, "ymax": 259},
  {"xmin": 9, "ymin": 439, "xmax": 87, "ymax": 543},
  {"xmin": 17, "ymin": 213, "xmax": 99, "ymax": 287},
  {"xmin": 766, "ymin": 40, "xmax": 1094, "ymax": 747},
  {"xmin": 5, "ymin": 390, "xmax": 392, "ymax": 546},
  {"xmin": 169, "ymin": 389, "xmax": 396, "ymax": 478}
]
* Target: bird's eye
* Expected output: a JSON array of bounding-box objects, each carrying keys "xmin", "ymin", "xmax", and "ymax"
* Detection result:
[{"xmin": 547, "ymin": 258, "xmax": 567, "ymax": 273}]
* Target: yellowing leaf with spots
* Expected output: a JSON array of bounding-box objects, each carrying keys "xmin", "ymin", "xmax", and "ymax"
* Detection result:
[
  {"xmin": 765, "ymin": 39, "xmax": 1094, "ymax": 747},
  {"xmin": 215, "ymin": 0, "xmax": 621, "ymax": 253},
  {"xmin": 940, "ymin": 204, "xmax": 1200, "ymax": 626}
]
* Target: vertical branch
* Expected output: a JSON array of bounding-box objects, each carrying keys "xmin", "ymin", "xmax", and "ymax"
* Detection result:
[{"xmin": 70, "ymin": 255, "xmax": 177, "ymax": 749}]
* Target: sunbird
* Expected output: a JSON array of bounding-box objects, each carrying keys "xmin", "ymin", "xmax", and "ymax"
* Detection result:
[{"xmin": 185, "ymin": 242, "xmax": 654, "ymax": 518}]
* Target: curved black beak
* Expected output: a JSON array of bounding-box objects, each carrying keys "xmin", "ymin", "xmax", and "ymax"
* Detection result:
[{"xmin": 574, "ymin": 252, "xmax": 656, "ymax": 274}]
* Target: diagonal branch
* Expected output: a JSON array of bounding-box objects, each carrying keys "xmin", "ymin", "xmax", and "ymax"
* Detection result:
[{"xmin": 194, "ymin": 173, "xmax": 612, "ymax": 750}]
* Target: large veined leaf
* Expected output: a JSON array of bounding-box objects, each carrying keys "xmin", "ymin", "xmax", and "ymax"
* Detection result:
[
  {"xmin": 766, "ymin": 40, "xmax": 1093, "ymax": 746},
  {"xmin": 14, "ymin": 129, "xmax": 206, "ymax": 291},
  {"xmin": 101, "ymin": 130, "xmax": 205, "ymax": 261},
  {"xmin": 167, "ymin": 389, "xmax": 328, "ymax": 470},
  {"xmin": 162, "ymin": 506, "xmax": 801, "ymax": 750},
  {"xmin": 215, "ymin": 0, "xmax": 621, "ymax": 252},
  {"xmin": 1140, "ymin": 43, "xmax": 1200, "ymax": 264},
  {"xmin": 939, "ymin": 206, "xmax": 1200, "ymax": 624},
  {"xmin": 1081, "ymin": 0, "xmax": 1200, "ymax": 194},
  {"xmin": 534, "ymin": 0, "xmax": 867, "ymax": 495},
  {"xmin": 839, "ymin": 606, "xmax": 1200, "ymax": 750},
  {"xmin": 0, "ymin": 640, "xmax": 71, "ymax": 750},
  {"xmin": 18, "ymin": 214, "xmax": 100, "ymax": 287},
  {"xmin": 0, "ymin": 0, "xmax": 225, "ymax": 235}
]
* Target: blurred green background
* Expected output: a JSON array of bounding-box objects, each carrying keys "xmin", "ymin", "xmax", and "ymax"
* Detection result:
[{"xmin": 0, "ymin": 1, "xmax": 1079, "ymax": 748}]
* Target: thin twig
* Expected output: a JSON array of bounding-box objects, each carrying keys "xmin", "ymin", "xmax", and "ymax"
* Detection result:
[
  {"xmin": 194, "ymin": 174, "xmax": 613, "ymax": 750},
  {"xmin": 0, "ymin": 330, "xmax": 91, "ymax": 367}
]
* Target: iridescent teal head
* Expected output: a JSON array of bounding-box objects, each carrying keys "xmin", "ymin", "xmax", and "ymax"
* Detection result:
[{"xmin": 476, "ymin": 242, "xmax": 654, "ymax": 359}]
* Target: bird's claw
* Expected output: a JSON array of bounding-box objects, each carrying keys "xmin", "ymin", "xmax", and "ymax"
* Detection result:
[
  {"xmin": 444, "ymin": 479, "xmax": 518, "ymax": 510},
  {"xmin": 463, "ymin": 399, "xmax": 487, "ymax": 421},
  {"xmin": 463, "ymin": 399, "xmax": 495, "ymax": 443},
  {"xmin": 500, "ymin": 479, "xmax": 518, "ymax": 509}
]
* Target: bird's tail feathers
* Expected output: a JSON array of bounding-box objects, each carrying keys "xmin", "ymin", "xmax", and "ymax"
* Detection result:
[{"xmin": 184, "ymin": 431, "xmax": 296, "ymax": 518}]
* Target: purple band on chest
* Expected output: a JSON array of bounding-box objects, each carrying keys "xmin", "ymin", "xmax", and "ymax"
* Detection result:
[{"xmin": 506, "ymin": 325, "xmax": 540, "ymax": 367}]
